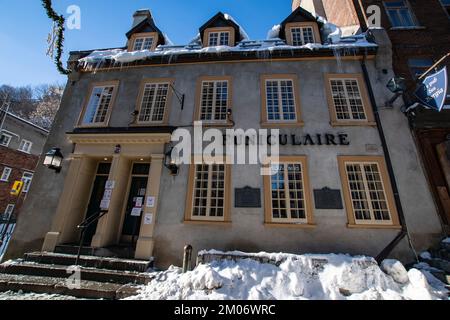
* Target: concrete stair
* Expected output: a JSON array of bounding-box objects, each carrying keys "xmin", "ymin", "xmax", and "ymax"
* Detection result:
[{"xmin": 0, "ymin": 251, "xmax": 155, "ymax": 300}]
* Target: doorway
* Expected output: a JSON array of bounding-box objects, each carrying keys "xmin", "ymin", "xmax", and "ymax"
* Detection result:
[
  {"xmin": 83, "ymin": 162, "xmax": 111, "ymax": 245},
  {"xmin": 121, "ymin": 163, "xmax": 150, "ymax": 246}
]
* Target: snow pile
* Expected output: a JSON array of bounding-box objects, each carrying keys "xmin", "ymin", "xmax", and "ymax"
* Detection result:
[
  {"xmin": 126, "ymin": 252, "xmax": 448, "ymax": 300},
  {"xmin": 267, "ymin": 24, "xmax": 281, "ymax": 40}
]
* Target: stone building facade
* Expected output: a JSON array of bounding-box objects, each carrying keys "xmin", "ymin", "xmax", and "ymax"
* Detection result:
[
  {"xmin": 4, "ymin": 6, "xmax": 445, "ymax": 268},
  {"xmin": 294, "ymin": 0, "xmax": 450, "ymax": 234}
]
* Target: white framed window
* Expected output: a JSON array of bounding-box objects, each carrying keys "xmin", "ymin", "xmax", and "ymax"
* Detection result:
[
  {"xmin": 190, "ymin": 163, "xmax": 227, "ymax": 221},
  {"xmin": 21, "ymin": 172, "xmax": 33, "ymax": 193},
  {"xmin": 265, "ymin": 79, "xmax": 297, "ymax": 121},
  {"xmin": 1, "ymin": 167, "xmax": 12, "ymax": 182},
  {"xmin": 440, "ymin": 0, "xmax": 450, "ymax": 17},
  {"xmin": 3, "ymin": 204, "xmax": 14, "ymax": 219},
  {"xmin": 208, "ymin": 32, "xmax": 230, "ymax": 46},
  {"xmin": 291, "ymin": 27, "xmax": 315, "ymax": 46},
  {"xmin": 268, "ymin": 162, "xmax": 308, "ymax": 223},
  {"xmin": 133, "ymin": 37, "xmax": 154, "ymax": 51},
  {"xmin": 0, "ymin": 132, "xmax": 12, "ymax": 147},
  {"xmin": 138, "ymin": 82, "xmax": 170, "ymax": 123},
  {"xmin": 342, "ymin": 161, "xmax": 393, "ymax": 225},
  {"xmin": 330, "ymin": 78, "xmax": 367, "ymax": 121},
  {"xmin": 384, "ymin": 1, "xmax": 418, "ymax": 27},
  {"xmin": 18, "ymin": 139, "xmax": 32, "ymax": 153},
  {"xmin": 81, "ymin": 85, "xmax": 116, "ymax": 125},
  {"xmin": 199, "ymin": 80, "xmax": 229, "ymax": 122}
]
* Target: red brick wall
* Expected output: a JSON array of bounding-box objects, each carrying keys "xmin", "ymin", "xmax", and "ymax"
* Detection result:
[
  {"xmin": 0, "ymin": 146, "xmax": 39, "ymax": 219},
  {"xmin": 353, "ymin": 0, "xmax": 450, "ymax": 92},
  {"xmin": 322, "ymin": 0, "xmax": 360, "ymax": 27}
]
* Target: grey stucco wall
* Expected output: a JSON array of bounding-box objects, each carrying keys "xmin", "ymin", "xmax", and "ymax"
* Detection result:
[
  {"xmin": 4, "ymin": 33, "xmax": 443, "ymax": 266},
  {"xmin": 2, "ymin": 116, "xmax": 48, "ymax": 156}
]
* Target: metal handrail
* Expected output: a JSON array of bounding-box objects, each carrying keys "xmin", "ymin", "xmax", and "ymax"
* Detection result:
[{"xmin": 75, "ymin": 210, "xmax": 108, "ymax": 266}]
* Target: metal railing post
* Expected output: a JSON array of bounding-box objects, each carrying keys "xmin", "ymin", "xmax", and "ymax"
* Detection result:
[{"xmin": 182, "ymin": 244, "xmax": 193, "ymax": 273}]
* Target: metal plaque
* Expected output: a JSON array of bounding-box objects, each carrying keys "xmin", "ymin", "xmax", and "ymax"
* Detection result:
[
  {"xmin": 235, "ymin": 187, "xmax": 262, "ymax": 208},
  {"xmin": 314, "ymin": 187, "xmax": 343, "ymax": 210}
]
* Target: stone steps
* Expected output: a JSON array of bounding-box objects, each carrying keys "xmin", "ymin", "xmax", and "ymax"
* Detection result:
[
  {"xmin": 24, "ymin": 252, "xmax": 151, "ymax": 273},
  {"xmin": 0, "ymin": 273, "xmax": 140, "ymax": 300},
  {"xmin": 0, "ymin": 261, "xmax": 152, "ymax": 285},
  {"xmin": 0, "ymin": 251, "xmax": 154, "ymax": 300}
]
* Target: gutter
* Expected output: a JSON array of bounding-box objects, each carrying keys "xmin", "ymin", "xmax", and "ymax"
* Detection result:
[{"xmin": 360, "ymin": 56, "xmax": 417, "ymax": 263}]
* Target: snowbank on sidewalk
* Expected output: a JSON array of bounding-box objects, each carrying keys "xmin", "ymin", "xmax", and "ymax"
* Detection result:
[{"xmin": 126, "ymin": 251, "xmax": 448, "ymax": 300}]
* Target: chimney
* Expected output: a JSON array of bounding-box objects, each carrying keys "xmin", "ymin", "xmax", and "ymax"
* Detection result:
[
  {"xmin": 132, "ymin": 9, "xmax": 152, "ymax": 28},
  {"xmin": 292, "ymin": 0, "xmax": 301, "ymax": 11}
]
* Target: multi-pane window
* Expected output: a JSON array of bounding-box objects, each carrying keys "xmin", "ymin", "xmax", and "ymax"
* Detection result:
[
  {"xmin": 269, "ymin": 163, "xmax": 308, "ymax": 223},
  {"xmin": 0, "ymin": 133, "xmax": 12, "ymax": 147},
  {"xmin": 265, "ymin": 79, "xmax": 297, "ymax": 121},
  {"xmin": 441, "ymin": 0, "xmax": 450, "ymax": 17},
  {"xmin": 133, "ymin": 37, "xmax": 154, "ymax": 51},
  {"xmin": 2, "ymin": 204, "xmax": 14, "ymax": 220},
  {"xmin": 408, "ymin": 58, "xmax": 433, "ymax": 79},
  {"xmin": 384, "ymin": 1, "xmax": 417, "ymax": 27},
  {"xmin": 18, "ymin": 139, "xmax": 32, "ymax": 153},
  {"xmin": 138, "ymin": 82, "xmax": 170, "ymax": 123},
  {"xmin": 21, "ymin": 172, "xmax": 33, "ymax": 193},
  {"xmin": 1, "ymin": 167, "xmax": 12, "ymax": 182},
  {"xmin": 208, "ymin": 32, "xmax": 230, "ymax": 46},
  {"xmin": 81, "ymin": 85, "xmax": 115, "ymax": 125},
  {"xmin": 330, "ymin": 78, "xmax": 367, "ymax": 121},
  {"xmin": 291, "ymin": 27, "xmax": 315, "ymax": 46},
  {"xmin": 200, "ymin": 80, "xmax": 229, "ymax": 122},
  {"xmin": 344, "ymin": 161, "xmax": 392, "ymax": 224},
  {"xmin": 191, "ymin": 164, "xmax": 226, "ymax": 220}
]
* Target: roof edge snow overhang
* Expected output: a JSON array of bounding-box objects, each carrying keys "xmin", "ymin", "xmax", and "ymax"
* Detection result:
[{"xmin": 74, "ymin": 46, "xmax": 378, "ymax": 72}]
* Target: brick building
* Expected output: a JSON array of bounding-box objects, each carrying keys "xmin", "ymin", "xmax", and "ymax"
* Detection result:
[
  {"xmin": 0, "ymin": 111, "xmax": 48, "ymax": 256},
  {"xmin": 294, "ymin": 0, "xmax": 450, "ymax": 233}
]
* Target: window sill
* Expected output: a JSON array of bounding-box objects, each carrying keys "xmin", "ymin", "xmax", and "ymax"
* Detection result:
[
  {"xmin": 261, "ymin": 121, "xmax": 304, "ymax": 128},
  {"xmin": 330, "ymin": 121, "xmax": 377, "ymax": 127},
  {"xmin": 264, "ymin": 222, "xmax": 316, "ymax": 229},
  {"xmin": 0, "ymin": 180, "xmax": 9, "ymax": 183},
  {"xmin": 130, "ymin": 123, "xmax": 169, "ymax": 127},
  {"xmin": 184, "ymin": 220, "xmax": 232, "ymax": 227},
  {"xmin": 17, "ymin": 150, "xmax": 31, "ymax": 155},
  {"xmin": 198, "ymin": 122, "xmax": 235, "ymax": 128},
  {"xmin": 389, "ymin": 26, "xmax": 426, "ymax": 31},
  {"xmin": 347, "ymin": 223, "xmax": 402, "ymax": 230}
]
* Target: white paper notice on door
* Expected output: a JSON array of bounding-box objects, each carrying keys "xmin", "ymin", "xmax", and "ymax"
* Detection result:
[
  {"xmin": 144, "ymin": 214, "xmax": 153, "ymax": 225},
  {"xmin": 146, "ymin": 196, "xmax": 156, "ymax": 208},
  {"xmin": 105, "ymin": 181, "xmax": 115, "ymax": 190},
  {"xmin": 131, "ymin": 207, "xmax": 142, "ymax": 217},
  {"xmin": 103, "ymin": 189, "xmax": 113, "ymax": 201},
  {"xmin": 100, "ymin": 200, "xmax": 110, "ymax": 210},
  {"xmin": 135, "ymin": 197, "xmax": 143, "ymax": 208}
]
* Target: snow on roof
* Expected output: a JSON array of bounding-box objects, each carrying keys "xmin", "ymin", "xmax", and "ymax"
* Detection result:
[
  {"xmin": 223, "ymin": 13, "xmax": 249, "ymax": 41},
  {"xmin": 78, "ymin": 33, "xmax": 377, "ymax": 67}
]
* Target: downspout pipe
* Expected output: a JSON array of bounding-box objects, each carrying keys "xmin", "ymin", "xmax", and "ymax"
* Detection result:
[{"xmin": 360, "ymin": 56, "xmax": 417, "ymax": 263}]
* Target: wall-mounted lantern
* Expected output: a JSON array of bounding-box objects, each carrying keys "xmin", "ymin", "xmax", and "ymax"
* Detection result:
[
  {"xmin": 164, "ymin": 147, "xmax": 179, "ymax": 176},
  {"xmin": 43, "ymin": 147, "xmax": 64, "ymax": 173}
]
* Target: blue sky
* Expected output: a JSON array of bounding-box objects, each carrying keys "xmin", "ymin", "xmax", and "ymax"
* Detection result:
[{"xmin": 0, "ymin": 0, "xmax": 293, "ymax": 87}]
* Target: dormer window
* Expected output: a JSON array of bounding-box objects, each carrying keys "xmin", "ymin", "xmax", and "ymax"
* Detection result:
[
  {"xmin": 128, "ymin": 32, "xmax": 157, "ymax": 52},
  {"xmin": 133, "ymin": 36, "xmax": 154, "ymax": 51},
  {"xmin": 208, "ymin": 31, "xmax": 230, "ymax": 46},
  {"xmin": 203, "ymin": 27, "xmax": 235, "ymax": 47},
  {"xmin": 291, "ymin": 26, "xmax": 315, "ymax": 45},
  {"xmin": 286, "ymin": 23, "xmax": 320, "ymax": 46}
]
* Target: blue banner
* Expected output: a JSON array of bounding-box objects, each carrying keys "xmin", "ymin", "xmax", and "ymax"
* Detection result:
[{"xmin": 414, "ymin": 66, "xmax": 448, "ymax": 112}]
